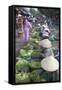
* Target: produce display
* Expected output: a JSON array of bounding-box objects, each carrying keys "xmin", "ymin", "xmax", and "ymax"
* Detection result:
[
  {"xmin": 15, "ymin": 8, "xmax": 59, "ymax": 83},
  {"xmin": 15, "ymin": 27, "xmax": 46, "ymax": 83}
]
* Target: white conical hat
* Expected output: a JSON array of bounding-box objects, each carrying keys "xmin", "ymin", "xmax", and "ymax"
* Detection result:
[
  {"xmin": 39, "ymin": 39, "xmax": 52, "ymax": 48},
  {"xmin": 41, "ymin": 56, "xmax": 59, "ymax": 72}
]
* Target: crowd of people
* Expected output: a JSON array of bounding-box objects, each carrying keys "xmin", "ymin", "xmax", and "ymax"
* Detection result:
[
  {"xmin": 16, "ymin": 8, "xmax": 54, "ymax": 45},
  {"xmin": 16, "ymin": 14, "xmax": 32, "ymax": 42},
  {"xmin": 16, "ymin": 8, "xmax": 37, "ymax": 43},
  {"xmin": 16, "ymin": 9, "xmax": 51, "ymax": 41}
]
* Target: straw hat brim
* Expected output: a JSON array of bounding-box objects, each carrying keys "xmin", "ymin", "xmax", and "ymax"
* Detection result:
[
  {"xmin": 39, "ymin": 39, "xmax": 52, "ymax": 48},
  {"xmin": 41, "ymin": 56, "xmax": 59, "ymax": 72}
]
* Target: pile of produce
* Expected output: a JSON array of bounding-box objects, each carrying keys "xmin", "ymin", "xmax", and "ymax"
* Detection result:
[
  {"xmin": 16, "ymin": 26, "xmax": 59, "ymax": 83},
  {"xmin": 30, "ymin": 70, "xmax": 46, "ymax": 82},
  {"xmin": 15, "ymin": 28, "xmax": 46, "ymax": 83}
]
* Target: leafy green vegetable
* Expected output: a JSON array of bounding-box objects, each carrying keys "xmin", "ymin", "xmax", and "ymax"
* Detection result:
[
  {"xmin": 16, "ymin": 58, "xmax": 30, "ymax": 71},
  {"xmin": 30, "ymin": 30, "xmax": 39, "ymax": 39},
  {"xmin": 23, "ymin": 43, "xmax": 33, "ymax": 50},
  {"xmin": 29, "ymin": 61, "xmax": 41, "ymax": 68},
  {"xmin": 31, "ymin": 50, "xmax": 41, "ymax": 57},
  {"xmin": 20, "ymin": 49, "xmax": 33, "ymax": 58},
  {"xmin": 16, "ymin": 72, "xmax": 30, "ymax": 83},
  {"xmin": 30, "ymin": 70, "xmax": 46, "ymax": 82}
]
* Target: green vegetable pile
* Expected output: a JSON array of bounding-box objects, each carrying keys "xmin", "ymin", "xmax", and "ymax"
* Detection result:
[
  {"xmin": 15, "ymin": 28, "xmax": 46, "ymax": 83},
  {"xmin": 16, "ymin": 72, "xmax": 30, "ymax": 83},
  {"xmin": 30, "ymin": 70, "xmax": 46, "ymax": 82}
]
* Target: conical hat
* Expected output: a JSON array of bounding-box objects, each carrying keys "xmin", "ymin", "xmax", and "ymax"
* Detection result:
[
  {"xmin": 41, "ymin": 56, "xmax": 59, "ymax": 72},
  {"xmin": 39, "ymin": 39, "xmax": 52, "ymax": 48}
]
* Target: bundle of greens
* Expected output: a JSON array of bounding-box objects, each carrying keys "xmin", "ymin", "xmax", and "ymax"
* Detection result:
[
  {"xmin": 29, "ymin": 60, "xmax": 41, "ymax": 69},
  {"xmin": 16, "ymin": 58, "xmax": 30, "ymax": 72},
  {"xmin": 30, "ymin": 70, "xmax": 46, "ymax": 82},
  {"xmin": 16, "ymin": 72, "xmax": 30, "ymax": 83}
]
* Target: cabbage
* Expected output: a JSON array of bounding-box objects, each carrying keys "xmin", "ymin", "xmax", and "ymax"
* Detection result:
[
  {"xmin": 16, "ymin": 72, "xmax": 30, "ymax": 83},
  {"xmin": 20, "ymin": 49, "xmax": 33, "ymax": 55},
  {"xmin": 30, "ymin": 30, "xmax": 39, "ymax": 39},
  {"xmin": 16, "ymin": 58, "xmax": 30, "ymax": 71},
  {"xmin": 30, "ymin": 70, "xmax": 46, "ymax": 82},
  {"xmin": 31, "ymin": 50, "xmax": 41, "ymax": 57},
  {"xmin": 23, "ymin": 44, "xmax": 33, "ymax": 50},
  {"xmin": 29, "ymin": 61, "xmax": 41, "ymax": 68}
]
